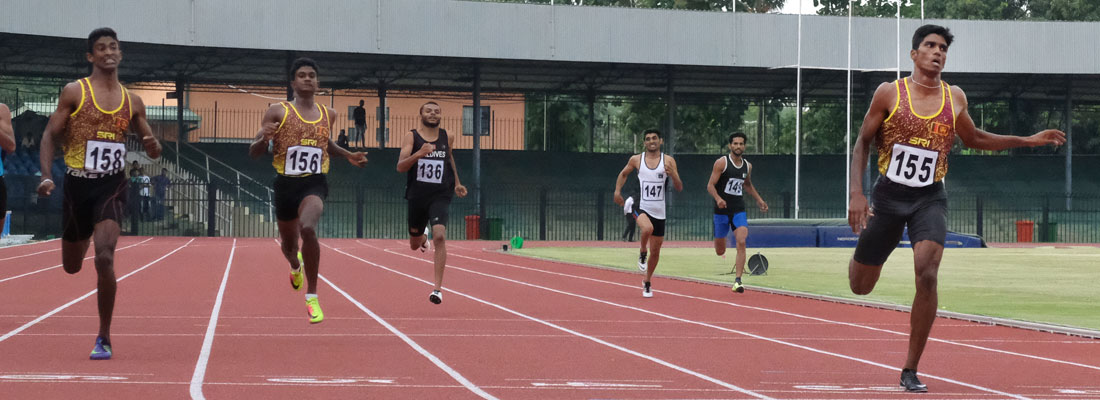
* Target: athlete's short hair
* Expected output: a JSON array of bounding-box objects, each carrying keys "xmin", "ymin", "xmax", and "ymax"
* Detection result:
[
  {"xmin": 87, "ymin": 27, "xmax": 118, "ymax": 54},
  {"xmin": 642, "ymin": 129, "xmax": 662, "ymax": 139},
  {"xmin": 289, "ymin": 57, "xmax": 319, "ymax": 80},
  {"xmin": 912, "ymin": 24, "xmax": 953, "ymax": 50},
  {"xmin": 420, "ymin": 101, "xmax": 440, "ymax": 113},
  {"xmin": 729, "ymin": 132, "xmax": 748, "ymax": 144}
]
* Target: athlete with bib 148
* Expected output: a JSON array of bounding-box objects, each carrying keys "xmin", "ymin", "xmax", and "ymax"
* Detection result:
[
  {"xmin": 614, "ymin": 129, "xmax": 683, "ymax": 298},
  {"xmin": 847, "ymin": 25, "xmax": 1065, "ymax": 393}
]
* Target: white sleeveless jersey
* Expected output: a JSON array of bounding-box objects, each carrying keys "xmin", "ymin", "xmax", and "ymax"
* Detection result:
[{"xmin": 637, "ymin": 152, "xmax": 667, "ymax": 220}]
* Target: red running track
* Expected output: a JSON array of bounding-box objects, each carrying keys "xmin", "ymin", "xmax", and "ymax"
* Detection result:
[{"xmin": 0, "ymin": 237, "xmax": 1098, "ymax": 399}]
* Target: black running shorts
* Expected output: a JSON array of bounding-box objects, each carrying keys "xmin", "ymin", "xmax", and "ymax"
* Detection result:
[
  {"xmin": 407, "ymin": 195, "xmax": 451, "ymax": 236},
  {"xmin": 63, "ymin": 171, "xmax": 128, "ymax": 242},
  {"xmin": 853, "ymin": 177, "xmax": 948, "ymax": 266},
  {"xmin": 273, "ymin": 174, "xmax": 329, "ymax": 222},
  {"xmin": 632, "ymin": 205, "xmax": 666, "ymax": 237}
]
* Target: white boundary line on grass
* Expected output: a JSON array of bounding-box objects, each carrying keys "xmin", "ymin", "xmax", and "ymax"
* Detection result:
[
  {"xmin": 0, "ymin": 238, "xmax": 154, "ymax": 284},
  {"xmin": 335, "ymin": 243, "xmax": 773, "ymax": 399},
  {"xmin": 0, "ymin": 238, "xmax": 194, "ymax": 343},
  {"xmin": 373, "ymin": 243, "xmax": 1031, "ymax": 400},
  {"xmin": 190, "ymin": 239, "xmax": 236, "ymax": 400},
  {"xmin": 483, "ymin": 249, "xmax": 1100, "ymax": 370}
]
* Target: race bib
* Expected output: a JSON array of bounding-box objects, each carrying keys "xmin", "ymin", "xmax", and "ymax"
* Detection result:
[
  {"xmin": 285, "ymin": 145, "xmax": 323, "ymax": 176},
  {"xmin": 416, "ymin": 159, "xmax": 445, "ymax": 184},
  {"xmin": 724, "ymin": 178, "xmax": 744, "ymax": 196},
  {"xmin": 886, "ymin": 144, "xmax": 938, "ymax": 187},
  {"xmin": 641, "ymin": 180, "xmax": 664, "ymax": 201},
  {"xmin": 84, "ymin": 140, "xmax": 126, "ymax": 173}
]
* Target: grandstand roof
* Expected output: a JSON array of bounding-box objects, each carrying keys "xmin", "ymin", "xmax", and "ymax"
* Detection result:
[{"xmin": 2, "ymin": 0, "xmax": 1098, "ymax": 102}]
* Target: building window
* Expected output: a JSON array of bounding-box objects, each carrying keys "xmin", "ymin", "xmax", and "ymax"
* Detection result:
[{"xmin": 463, "ymin": 106, "xmax": 490, "ymax": 136}]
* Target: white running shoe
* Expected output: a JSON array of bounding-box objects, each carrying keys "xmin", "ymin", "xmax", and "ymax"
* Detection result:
[
  {"xmin": 642, "ymin": 281, "xmax": 653, "ymax": 298},
  {"xmin": 429, "ymin": 290, "xmax": 442, "ymax": 304},
  {"xmin": 637, "ymin": 252, "xmax": 647, "ymax": 271}
]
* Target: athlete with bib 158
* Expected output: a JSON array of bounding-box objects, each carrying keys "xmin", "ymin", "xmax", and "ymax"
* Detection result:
[
  {"xmin": 397, "ymin": 101, "xmax": 467, "ymax": 305},
  {"xmin": 705, "ymin": 132, "xmax": 767, "ymax": 294},
  {"xmin": 249, "ymin": 57, "xmax": 368, "ymax": 324},
  {"xmin": 36, "ymin": 28, "xmax": 163, "ymax": 360},
  {"xmin": 614, "ymin": 129, "xmax": 683, "ymax": 298},
  {"xmin": 848, "ymin": 25, "xmax": 1065, "ymax": 393}
]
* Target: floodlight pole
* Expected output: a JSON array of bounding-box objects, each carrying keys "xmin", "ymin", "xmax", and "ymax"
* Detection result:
[
  {"xmin": 845, "ymin": 0, "xmax": 852, "ymax": 210},
  {"xmin": 794, "ymin": 0, "xmax": 802, "ymax": 219}
]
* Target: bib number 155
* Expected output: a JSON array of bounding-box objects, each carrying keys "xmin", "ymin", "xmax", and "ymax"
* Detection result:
[{"xmin": 886, "ymin": 144, "xmax": 937, "ymax": 187}]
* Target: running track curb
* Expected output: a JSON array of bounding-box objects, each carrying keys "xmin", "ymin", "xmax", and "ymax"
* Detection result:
[{"xmin": 491, "ymin": 248, "xmax": 1100, "ymax": 340}]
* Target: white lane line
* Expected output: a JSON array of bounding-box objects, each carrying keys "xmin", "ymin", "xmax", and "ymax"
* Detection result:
[
  {"xmin": 189, "ymin": 239, "xmax": 236, "ymax": 400},
  {"xmin": 0, "ymin": 238, "xmax": 194, "ymax": 343},
  {"xmin": 0, "ymin": 238, "xmax": 60, "ymax": 251},
  {"xmin": 327, "ymin": 244, "xmax": 771, "ymax": 400},
  {"xmin": 319, "ymin": 272, "xmax": 499, "ymax": 400},
  {"xmin": 454, "ymin": 250, "xmax": 1100, "ymax": 372},
  {"xmin": 375, "ymin": 244, "xmax": 1031, "ymax": 400},
  {"xmin": 0, "ymin": 247, "xmax": 60, "ymax": 262},
  {"xmin": 0, "ymin": 238, "xmax": 154, "ymax": 284}
]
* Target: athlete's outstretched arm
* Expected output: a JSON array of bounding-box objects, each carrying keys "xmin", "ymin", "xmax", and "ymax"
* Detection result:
[
  {"xmin": 129, "ymin": 95, "xmax": 161, "ymax": 159},
  {"xmin": 613, "ymin": 155, "xmax": 639, "ymax": 206},
  {"xmin": 953, "ymin": 87, "xmax": 1065, "ymax": 151},
  {"xmin": 323, "ymin": 107, "xmax": 367, "ymax": 167},
  {"xmin": 396, "ymin": 130, "xmax": 433, "ymax": 172},
  {"xmin": 37, "ymin": 81, "xmax": 82, "ymax": 197},
  {"xmin": 447, "ymin": 132, "xmax": 467, "ymax": 198},
  {"xmin": 848, "ymin": 82, "xmax": 895, "ymax": 233},
  {"xmin": 249, "ymin": 104, "xmax": 284, "ymax": 159},
  {"xmin": 744, "ymin": 162, "xmax": 768, "ymax": 213},
  {"xmin": 705, "ymin": 157, "xmax": 726, "ymax": 209},
  {"xmin": 665, "ymin": 155, "xmax": 684, "ymax": 192},
  {"xmin": 0, "ymin": 104, "xmax": 14, "ymax": 153}
]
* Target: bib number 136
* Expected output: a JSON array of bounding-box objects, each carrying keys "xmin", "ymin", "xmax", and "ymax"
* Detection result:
[{"xmin": 886, "ymin": 144, "xmax": 937, "ymax": 187}]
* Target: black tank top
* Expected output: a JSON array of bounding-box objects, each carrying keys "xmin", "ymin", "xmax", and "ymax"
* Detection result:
[
  {"xmin": 405, "ymin": 129, "xmax": 454, "ymax": 200},
  {"xmin": 713, "ymin": 155, "xmax": 748, "ymax": 214}
]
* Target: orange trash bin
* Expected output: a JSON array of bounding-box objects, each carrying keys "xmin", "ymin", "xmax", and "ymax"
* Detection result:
[
  {"xmin": 1015, "ymin": 220, "xmax": 1034, "ymax": 243},
  {"xmin": 465, "ymin": 215, "xmax": 480, "ymax": 240}
]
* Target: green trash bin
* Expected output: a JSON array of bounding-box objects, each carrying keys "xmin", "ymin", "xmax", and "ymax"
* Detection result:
[
  {"xmin": 487, "ymin": 218, "xmax": 503, "ymax": 241},
  {"xmin": 1040, "ymin": 222, "xmax": 1058, "ymax": 242}
]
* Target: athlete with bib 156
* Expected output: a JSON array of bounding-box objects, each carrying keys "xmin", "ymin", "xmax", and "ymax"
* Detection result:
[
  {"xmin": 396, "ymin": 101, "xmax": 468, "ymax": 305},
  {"xmin": 249, "ymin": 57, "xmax": 368, "ymax": 324},
  {"xmin": 705, "ymin": 132, "xmax": 767, "ymax": 294},
  {"xmin": 37, "ymin": 28, "xmax": 163, "ymax": 360},
  {"xmin": 848, "ymin": 25, "xmax": 1065, "ymax": 392},
  {"xmin": 614, "ymin": 129, "xmax": 683, "ymax": 298}
]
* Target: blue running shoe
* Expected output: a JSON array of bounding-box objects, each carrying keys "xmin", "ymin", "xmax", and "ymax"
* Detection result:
[{"xmin": 90, "ymin": 336, "xmax": 112, "ymax": 360}]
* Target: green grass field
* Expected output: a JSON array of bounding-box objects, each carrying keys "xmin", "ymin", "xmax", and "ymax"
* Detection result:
[{"xmin": 513, "ymin": 246, "xmax": 1100, "ymax": 331}]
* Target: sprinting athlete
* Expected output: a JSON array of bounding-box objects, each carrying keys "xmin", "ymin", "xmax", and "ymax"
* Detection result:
[
  {"xmin": 705, "ymin": 132, "xmax": 767, "ymax": 293},
  {"xmin": 848, "ymin": 25, "xmax": 1065, "ymax": 392},
  {"xmin": 37, "ymin": 27, "xmax": 163, "ymax": 360},
  {"xmin": 396, "ymin": 101, "xmax": 467, "ymax": 305},
  {"xmin": 614, "ymin": 129, "xmax": 683, "ymax": 298},
  {"xmin": 249, "ymin": 57, "xmax": 368, "ymax": 323}
]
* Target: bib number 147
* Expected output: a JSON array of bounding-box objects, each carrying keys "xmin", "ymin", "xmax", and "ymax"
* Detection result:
[{"xmin": 886, "ymin": 144, "xmax": 937, "ymax": 187}]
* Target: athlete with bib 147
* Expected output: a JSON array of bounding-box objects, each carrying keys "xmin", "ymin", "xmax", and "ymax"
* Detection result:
[{"xmin": 847, "ymin": 24, "xmax": 1065, "ymax": 393}]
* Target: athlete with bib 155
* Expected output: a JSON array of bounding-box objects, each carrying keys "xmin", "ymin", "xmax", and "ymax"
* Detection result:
[{"xmin": 847, "ymin": 24, "xmax": 1065, "ymax": 393}]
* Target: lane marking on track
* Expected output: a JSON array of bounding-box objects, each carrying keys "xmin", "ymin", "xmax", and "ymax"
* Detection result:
[
  {"xmin": 0, "ymin": 238, "xmax": 59, "ymax": 251},
  {"xmin": 0, "ymin": 247, "xmax": 60, "ymax": 262},
  {"xmin": 189, "ymin": 239, "xmax": 236, "ymax": 400},
  {"xmin": 451, "ymin": 249, "xmax": 1100, "ymax": 372},
  {"xmin": 319, "ymin": 271, "xmax": 499, "ymax": 400},
  {"xmin": 530, "ymin": 381, "xmax": 663, "ymax": 388},
  {"xmin": 328, "ymin": 243, "xmax": 772, "ymax": 400},
  {"xmin": 265, "ymin": 377, "xmax": 396, "ymax": 384},
  {"xmin": 0, "ymin": 374, "xmax": 128, "ymax": 382},
  {"xmin": 0, "ymin": 238, "xmax": 194, "ymax": 343},
  {"xmin": 0, "ymin": 238, "xmax": 154, "ymax": 284},
  {"xmin": 373, "ymin": 244, "xmax": 1032, "ymax": 400}
]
